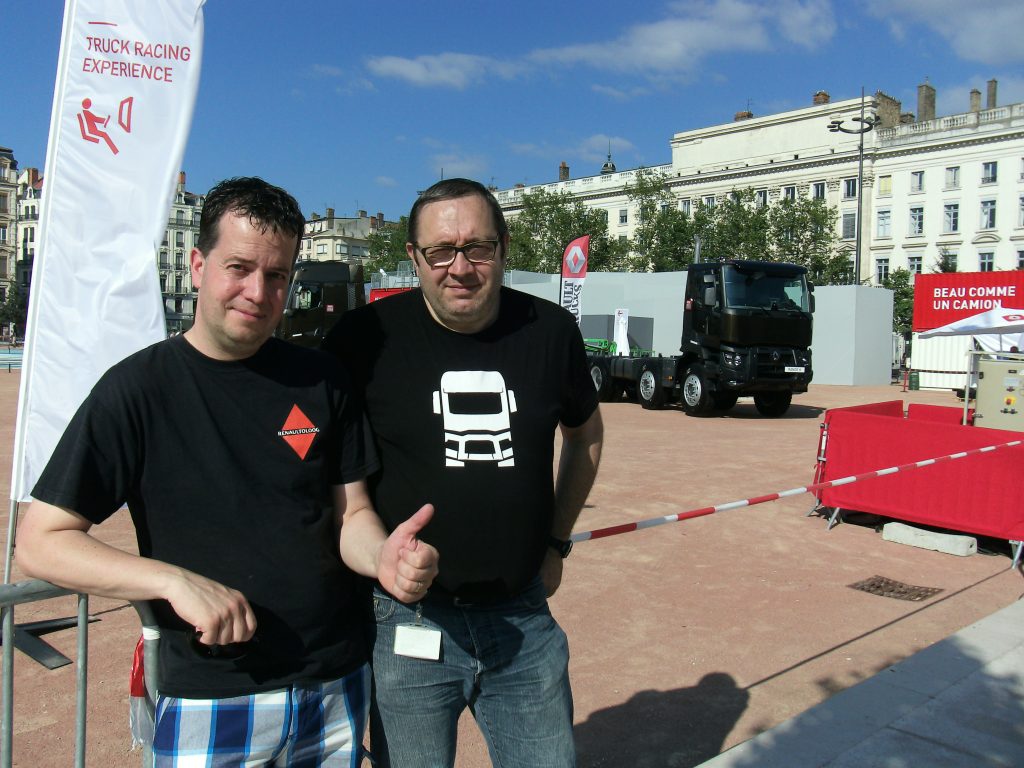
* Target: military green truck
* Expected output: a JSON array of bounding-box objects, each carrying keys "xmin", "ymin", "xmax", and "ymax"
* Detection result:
[{"xmin": 587, "ymin": 260, "xmax": 814, "ymax": 417}]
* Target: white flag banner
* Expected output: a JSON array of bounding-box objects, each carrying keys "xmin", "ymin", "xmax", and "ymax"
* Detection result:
[{"xmin": 11, "ymin": 0, "xmax": 206, "ymax": 502}]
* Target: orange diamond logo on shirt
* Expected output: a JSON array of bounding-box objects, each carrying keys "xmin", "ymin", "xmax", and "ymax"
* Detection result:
[{"xmin": 278, "ymin": 404, "xmax": 320, "ymax": 460}]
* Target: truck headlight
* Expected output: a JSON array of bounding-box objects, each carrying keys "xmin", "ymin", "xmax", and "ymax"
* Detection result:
[{"xmin": 723, "ymin": 351, "xmax": 744, "ymax": 367}]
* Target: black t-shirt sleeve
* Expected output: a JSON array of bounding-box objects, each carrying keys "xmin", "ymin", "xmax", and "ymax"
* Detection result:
[
  {"xmin": 560, "ymin": 318, "xmax": 600, "ymax": 429},
  {"xmin": 31, "ymin": 372, "xmax": 141, "ymax": 524},
  {"xmin": 333, "ymin": 384, "xmax": 380, "ymax": 485}
]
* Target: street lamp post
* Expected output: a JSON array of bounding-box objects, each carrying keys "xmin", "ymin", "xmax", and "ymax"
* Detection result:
[{"xmin": 828, "ymin": 87, "xmax": 881, "ymax": 284}]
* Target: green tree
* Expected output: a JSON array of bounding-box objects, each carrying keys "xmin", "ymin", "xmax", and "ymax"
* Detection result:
[
  {"xmin": 766, "ymin": 197, "xmax": 847, "ymax": 285},
  {"xmin": 506, "ymin": 188, "xmax": 629, "ymax": 273},
  {"xmin": 882, "ymin": 268, "xmax": 915, "ymax": 335},
  {"xmin": 626, "ymin": 169, "xmax": 695, "ymax": 271},
  {"xmin": 0, "ymin": 287, "xmax": 28, "ymax": 339},
  {"xmin": 932, "ymin": 246, "xmax": 958, "ymax": 273},
  {"xmin": 366, "ymin": 216, "xmax": 411, "ymax": 273}
]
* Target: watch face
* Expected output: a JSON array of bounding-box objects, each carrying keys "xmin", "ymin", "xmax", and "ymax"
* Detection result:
[{"xmin": 549, "ymin": 537, "xmax": 572, "ymax": 558}]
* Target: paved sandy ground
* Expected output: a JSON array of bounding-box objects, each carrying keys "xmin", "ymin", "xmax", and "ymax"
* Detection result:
[{"xmin": 2, "ymin": 371, "xmax": 1020, "ymax": 767}]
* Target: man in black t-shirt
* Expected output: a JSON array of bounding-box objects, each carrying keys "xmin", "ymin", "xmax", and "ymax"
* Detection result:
[
  {"xmin": 17, "ymin": 177, "xmax": 439, "ymax": 766},
  {"xmin": 324, "ymin": 178, "xmax": 603, "ymax": 768}
]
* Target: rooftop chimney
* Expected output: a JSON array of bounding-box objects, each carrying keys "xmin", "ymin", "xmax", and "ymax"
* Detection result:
[
  {"xmin": 986, "ymin": 79, "xmax": 997, "ymax": 109},
  {"xmin": 358, "ymin": 209, "xmax": 367, "ymax": 218},
  {"xmin": 326, "ymin": 207, "xmax": 335, "ymax": 221},
  {"xmin": 812, "ymin": 90, "xmax": 830, "ymax": 105},
  {"xmin": 970, "ymin": 88, "xmax": 981, "ymax": 112},
  {"xmin": 178, "ymin": 171, "xmax": 186, "ymax": 188},
  {"xmin": 733, "ymin": 110, "xmax": 753, "ymax": 121},
  {"xmin": 917, "ymin": 81, "xmax": 936, "ymax": 122},
  {"xmin": 559, "ymin": 161, "xmax": 569, "ymax": 181},
  {"xmin": 377, "ymin": 212, "xmax": 384, "ymax": 226}
]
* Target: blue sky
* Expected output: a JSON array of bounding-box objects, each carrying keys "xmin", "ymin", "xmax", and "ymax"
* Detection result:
[{"xmin": 3, "ymin": 0, "xmax": 1023, "ymax": 221}]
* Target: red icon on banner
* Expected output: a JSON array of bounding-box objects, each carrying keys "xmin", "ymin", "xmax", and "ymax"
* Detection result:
[{"xmin": 77, "ymin": 96, "xmax": 134, "ymax": 155}]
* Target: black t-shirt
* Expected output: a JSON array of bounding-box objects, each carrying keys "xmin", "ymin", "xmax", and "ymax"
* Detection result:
[
  {"xmin": 325, "ymin": 287, "xmax": 598, "ymax": 602},
  {"xmin": 32, "ymin": 335, "xmax": 379, "ymax": 698}
]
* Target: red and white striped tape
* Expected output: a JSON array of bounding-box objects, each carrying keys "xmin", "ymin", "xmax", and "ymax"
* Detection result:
[{"xmin": 570, "ymin": 438, "xmax": 1023, "ymax": 543}]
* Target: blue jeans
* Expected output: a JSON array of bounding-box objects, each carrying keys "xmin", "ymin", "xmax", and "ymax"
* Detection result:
[{"xmin": 369, "ymin": 578, "xmax": 575, "ymax": 768}]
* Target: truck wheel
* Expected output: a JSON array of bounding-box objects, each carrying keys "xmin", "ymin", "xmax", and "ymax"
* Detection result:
[
  {"xmin": 590, "ymin": 361, "xmax": 614, "ymax": 402},
  {"xmin": 712, "ymin": 392, "xmax": 738, "ymax": 411},
  {"xmin": 681, "ymin": 365, "xmax": 712, "ymax": 415},
  {"xmin": 638, "ymin": 365, "xmax": 666, "ymax": 410},
  {"xmin": 753, "ymin": 391, "xmax": 792, "ymax": 417}
]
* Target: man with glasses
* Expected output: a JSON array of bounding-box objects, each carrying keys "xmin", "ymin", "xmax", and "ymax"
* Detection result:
[{"xmin": 323, "ymin": 178, "xmax": 603, "ymax": 767}]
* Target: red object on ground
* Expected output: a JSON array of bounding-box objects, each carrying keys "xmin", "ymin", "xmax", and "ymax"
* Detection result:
[
  {"xmin": 815, "ymin": 402, "xmax": 1024, "ymax": 541},
  {"xmin": 368, "ymin": 287, "xmax": 412, "ymax": 302}
]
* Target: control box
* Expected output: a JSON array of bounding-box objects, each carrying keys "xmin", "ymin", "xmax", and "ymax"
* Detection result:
[{"xmin": 974, "ymin": 358, "xmax": 1024, "ymax": 432}]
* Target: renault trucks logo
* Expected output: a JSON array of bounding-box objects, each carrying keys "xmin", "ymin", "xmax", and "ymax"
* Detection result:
[
  {"xmin": 564, "ymin": 246, "xmax": 586, "ymax": 275},
  {"xmin": 278, "ymin": 404, "xmax": 320, "ymax": 459}
]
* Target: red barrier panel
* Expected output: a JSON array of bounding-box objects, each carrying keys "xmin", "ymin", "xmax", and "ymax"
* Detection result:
[
  {"xmin": 906, "ymin": 403, "xmax": 972, "ymax": 425},
  {"xmin": 818, "ymin": 409, "xmax": 1024, "ymax": 541}
]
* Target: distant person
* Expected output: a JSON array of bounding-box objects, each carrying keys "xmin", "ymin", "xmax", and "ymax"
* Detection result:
[
  {"xmin": 323, "ymin": 178, "xmax": 603, "ymax": 767},
  {"xmin": 17, "ymin": 176, "xmax": 439, "ymax": 766}
]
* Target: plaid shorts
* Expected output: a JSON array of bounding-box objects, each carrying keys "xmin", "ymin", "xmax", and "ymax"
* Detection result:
[{"xmin": 152, "ymin": 664, "xmax": 369, "ymax": 767}]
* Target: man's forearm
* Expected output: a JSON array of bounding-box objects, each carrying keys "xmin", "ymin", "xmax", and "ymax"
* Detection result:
[{"xmin": 552, "ymin": 408, "xmax": 604, "ymax": 538}]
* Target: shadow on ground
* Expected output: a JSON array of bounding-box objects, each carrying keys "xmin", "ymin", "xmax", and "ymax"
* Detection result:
[{"xmin": 574, "ymin": 672, "xmax": 748, "ymax": 767}]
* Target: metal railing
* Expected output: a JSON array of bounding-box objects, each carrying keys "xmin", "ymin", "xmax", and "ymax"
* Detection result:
[{"xmin": 0, "ymin": 580, "xmax": 88, "ymax": 768}]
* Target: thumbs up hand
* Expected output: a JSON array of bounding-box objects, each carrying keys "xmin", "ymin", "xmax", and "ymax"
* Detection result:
[{"xmin": 377, "ymin": 504, "xmax": 440, "ymax": 603}]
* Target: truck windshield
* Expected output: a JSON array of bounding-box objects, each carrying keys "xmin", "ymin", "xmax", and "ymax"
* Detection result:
[{"xmin": 722, "ymin": 266, "xmax": 809, "ymax": 312}]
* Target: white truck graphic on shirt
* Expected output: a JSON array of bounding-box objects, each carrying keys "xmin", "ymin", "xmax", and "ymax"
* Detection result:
[{"xmin": 432, "ymin": 370, "xmax": 516, "ymax": 467}]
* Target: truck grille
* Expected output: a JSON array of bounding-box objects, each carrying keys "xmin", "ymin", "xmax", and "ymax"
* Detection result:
[{"xmin": 754, "ymin": 347, "xmax": 798, "ymax": 378}]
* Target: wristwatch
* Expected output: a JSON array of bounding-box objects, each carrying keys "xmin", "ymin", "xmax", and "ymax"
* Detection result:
[{"xmin": 548, "ymin": 536, "xmax": 573, "ymax": 559}]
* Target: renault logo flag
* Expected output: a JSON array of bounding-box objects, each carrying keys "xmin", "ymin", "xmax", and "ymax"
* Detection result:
[
  {"xmin": 559, "ymin": 235, "xmax": 589, "ymax": 327},
  {"xmin": 11, "ymin": 0, "xmax": 206, "ymax": 503}
]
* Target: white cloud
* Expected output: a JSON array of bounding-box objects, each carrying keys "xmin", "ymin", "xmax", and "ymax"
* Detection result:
[
  {"xmin": 934, "ymin": 74, "xmax": 1024, "ymax": 116},
  {"xmin": 312, "ymin": 64, "xmax": 344, "ymax": 78},
  {"xmin": 431, "ymin": 152, "xmax": 488, "ymax": 179},
  {"xmin": 366, "ymin": 1, "xmax": 837, "ymax": 88},
  {"xmin": 366, "ymin": 53, "xmax": 521, "ymax": 89},
  {"xmin": 375, "ymin": 176, "xmax": 399, "ymax": 188},
  {"xmin": 509, "ymin": 135, "xmax": 637, "ymax": 166},
  {"xmin": 863, "ymin": 0, "xmax": 1024, "ymax": 65}
]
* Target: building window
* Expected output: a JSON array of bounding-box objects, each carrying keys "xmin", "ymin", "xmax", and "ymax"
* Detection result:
[
  {"xmin": 910, "ymin": 170, "xmax": 925, "ymax": 192},
  {"xmin": 618, "ymin": 209, "xmax": 628, "ymax": 225},
  {"xmin": 909, "ymin": 207, "xmax": 924, "ymax": 235},
  {"xmin": 783, "ymin": 186, "xmax": 796, "ymax": 201},
  {"xmin": 175, "ymin": 251, "xmax": 184, "ymax": 269},
  {"xmin": 979, "ymin": 252, "xmax": 994, "ymax": 271},
  {"xmin": 842, "ymin": 212, "xmax": 857, "ymax": 240},
  {"xmin": 193, "ymin": 232, "xmax": 200, "ymax": 246},
  {"xmin": 679, "ymin": 199, "xmax": 691, "ymax": 216},
  {"xmin": 702, "ymin": 195, "xmax": 716, "ymax": 210},
  {"xmin": 192, "ymin": 211, "xmax": 200, "ymax": 225},
  {"xmin": 980, "ymin": 200, "xmax": 996, "ymax": 230},
  {"xmin": 908, "ymin": 255, "xmax": 923, "ymax": 273},
  {"xmin": 316, "ymin": 243, "xmax": 327, "ymax": 254},
  {"xmin": 876, "ymin": 210, "xmax": 891, "ymax": 238},
  {"xmin": 175, "ymin": 231, "xmax": 184, "ymax": 247},
  {"xmin": 843, "ymin": 178, "xmax": 857, "ymax": 199},
  {"xmin": 660, "ymin": 202, "xmax": 670, "ymax": 214},
  {"xmin": 755, "ymin": 189, "xmax": 767, "ymax": 208},
  {"xmin": 877, "ymin": 175, "xmax": 892, "ymax": 196},
  {"xmin": 945, "ymin": 166, "xmax": 960, "ymax": 189},
  {"xmin": 812, "ymin": 181, "xmax": 825, "ymax": 200},
  {"xmin": 944, "ymin": 203, "xmax": 960, "ymax": 233},
  {"xmin": 1018, "ymin": 195, "xmax": 1024, "ymax": 227},
  {"xmin": 982, "ymin": 161, "xmax": 998, "ymax": 184},
  {"xmin": 875, "ymin": 257, "xmax": 889, "ymax": 283},
  {"xmin": 175, "ymin": 210, "xmax": 184, "ymax": 224},
  {"xmin": 175, "ymin": 275, "xmax": 183, "ymax": 293},
  {"xmin": 159, "ymin": 251, "xmax": 169, "ymax": 269},
  {"xmin": 944, "ymin": 252, "xmax": 959, "ymax": 271},
  {"xmin": 1018, "ymin": 250, "xmax": 1024, "ymax": 270},
  {"xmin": 0, "ymin": 226, "xmax": 6, "ymax": 244}
]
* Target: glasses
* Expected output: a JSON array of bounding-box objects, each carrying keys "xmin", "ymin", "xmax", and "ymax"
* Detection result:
[{"xmin": 415, "ymin": 239, "xmax": 500, "ymax": 268}]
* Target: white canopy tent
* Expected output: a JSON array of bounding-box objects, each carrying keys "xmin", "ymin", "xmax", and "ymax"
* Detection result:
[{"xmin": 917, "ymin": 306, "xmax": 1024, "ymax": 424}]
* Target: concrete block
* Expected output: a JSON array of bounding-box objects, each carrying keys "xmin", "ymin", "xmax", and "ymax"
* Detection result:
[{"xmin": 882, "ymin": 522, "xmax": 977, "ymax": 556}]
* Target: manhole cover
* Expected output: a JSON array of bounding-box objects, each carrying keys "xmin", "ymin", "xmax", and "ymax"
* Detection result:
[{"xmin": 848, "ymin": 575, "xmax": 943, "ymax": 602}]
